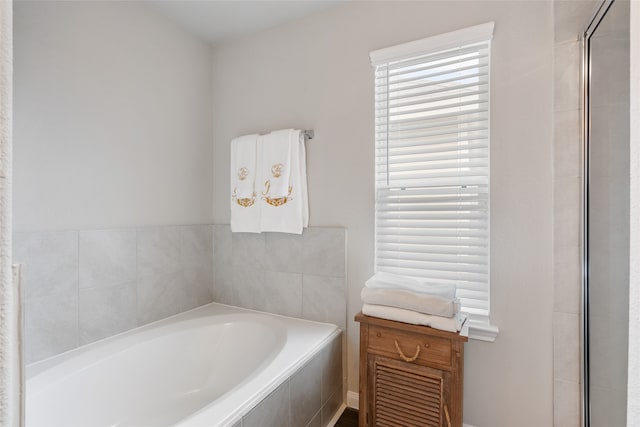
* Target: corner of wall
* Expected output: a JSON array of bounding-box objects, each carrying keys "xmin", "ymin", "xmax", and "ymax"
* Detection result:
[{"xmin": 552, "ymin": 1, "xmax": 591, "ymax": 426}]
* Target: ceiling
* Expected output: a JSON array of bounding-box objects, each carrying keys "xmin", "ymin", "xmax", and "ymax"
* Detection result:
[{"xmin": 149, "ymin": 1, "xmax": 343, "ymax": 46}]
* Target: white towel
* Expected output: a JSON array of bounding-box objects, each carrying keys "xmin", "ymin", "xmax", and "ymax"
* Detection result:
[
  {"xmin": 365, "ymin": 272, "xmax": 456, "ymax": 300},
  {"xmin": 230, "ymin": 134, "xmax": 261, "ymax": 233},
  {"xmin": 361, "ymin": 287, "xmax": 460, "ymax": 318},
  {"xmin": 260, "ymin": 130, "xmax": 293, "ymax": 198},
  {"xmin": 259, "ymin": 129, "xmax": 308, "ymax": 234},
  {"xmin": 362, "ymin": 304, "xmax": 468, "ymax": 333}
]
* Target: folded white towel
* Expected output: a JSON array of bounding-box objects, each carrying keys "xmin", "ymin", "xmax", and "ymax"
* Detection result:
[
  {"xmin": 365, "ymin": 272, "xmax": 456, "ymax": 300},
  {"xmin": 361, "ymin": 287, "xmax": 460, "ymax": 318},
  {"xmin": 259, "ymin": 129, "xmax": 308, "ymax": 234},
  {"xmin": 362, "ymin": 304, "xmax": 468, "ymax": 333},
  {"xmin": 230, "ymin": 134, "xmax": 261, "ymax": 233}
]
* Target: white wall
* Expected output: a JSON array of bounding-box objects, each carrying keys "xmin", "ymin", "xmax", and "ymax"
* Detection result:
[
  {"xmin": 211, "ymin": 2, "xmax": 554, "ymax": 426},
  {"xmin": 13, "ymin": 1, "xmax": 214, "ymax": 232}
]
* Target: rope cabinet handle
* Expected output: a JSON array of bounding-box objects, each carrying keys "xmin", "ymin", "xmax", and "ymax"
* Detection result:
[
  {"xmin": 393, "ymin": 339, "xmax": 421, "ymax": 362},
  {"xmin": 444, "ymin": 405, "xmax": 452, "ymax": 427}
]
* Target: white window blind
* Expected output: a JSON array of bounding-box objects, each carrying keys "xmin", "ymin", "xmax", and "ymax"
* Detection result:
[{"xmin": 372, "ymin": 24, "xmax": 493, "ymax": 320}]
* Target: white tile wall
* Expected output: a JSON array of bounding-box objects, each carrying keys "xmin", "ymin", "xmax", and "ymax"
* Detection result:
[
  {"xmin": 181, "ymin": 225, "xmax": 214, "ymax": 269},
  {"xmin": 553, "ymin": 41, "xmax": 582, "ymax": 112},
  {"xmin": 136, "ymin": 272, "xmax": 185, "ymax": 324},
  {"xmin": 182, "ymin": 267, "xmax": 215, "ymax": 311},
  {"xmin": 265, "ymin": 232, "xmax": 303, "ymax": 273},
  {"xmin": 24, "ymin": 292, "xmax": 79, "ymax": 364},
  {"xmin": 307, "ymin": 411, "xmax": 321, "ymax": 427},
  {"xmin": 263, "ymin": 271, "xmax": 303, "ymax": 317},
  {"xmin": 553, "ymin": 1, "xmax": 590, "ymax": 423},
  {"xmin": 232, "ymin": 266, "xmax": 266, "ymax": 310},
  {"xmin": 15, "ymin": 225, "xmax": 215, "ymax": 363},
  {"xmin": 137, "ymin": 227, "xmax": 183, "ymax": 279},
  {"xmin": 553, "ymin": 109, "xmax": 582, "ymax": 179},
  {"xmin": 79, "ymin": 229, "xmax": 136, "ymax": 289},
  {"xmin": 302, "ymin": 228, "xmax": 346, "ymax": 278},
  {"xmin": 242, "ymin": 381, "xmax": 291, "ymax": 427},
  {"xmin": 320, "ymin": 333, "xmax": 342, "ymax": 403},
  {"xmin": 291, "ymin": 356, "xmax": 323, "ymax": 427},
  {"xmin": 321, "ymin": 385, "xmax": 343, "ymax": 426},
  {"xmin": 553, "ymin": 245, "xmax": 580, "ymax": 314},
  {"xmin": 232, "ymin": 232, "xmax": 265, "ymax": 269},
  {"xmin": 79, "ymin": 282, "xmax": 137, "ymax": 345},
  {"xmin": 554, "ymin": 379, "xmax": 581, "ymax": 427},
  {"xmin": 14, "ymin": 231, "xmax": 78, "ymax": 300},
  {"xmin": 553, "ymin": 176, "xmax": 581, "ymax": 245},
  {"xmin": 212, "ymin": 224, "xmax": 233, "ymax": 303},
  {"xmin": 213, "ymin": 225, "xmax": 347, "ymax": 328},
  {"xmin": 17, "ymin": 224, "xmax": 345, "ymax": 369},
  {"xmin": 553, "ymin": 312, "xmax": 581, "ymax": 383},
  {"xmin": 302, "ymin": 275, "xmax": 347, "ymax": 330}
]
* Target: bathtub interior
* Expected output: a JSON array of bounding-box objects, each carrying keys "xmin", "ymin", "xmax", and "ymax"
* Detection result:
[{"xmin": 26, "ymin": 313, "xmax": 287, "ymax": 427}]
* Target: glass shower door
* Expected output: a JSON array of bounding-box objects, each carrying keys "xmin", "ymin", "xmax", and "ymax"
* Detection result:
[{"xmin": 584, "ymin": 0, "xmax": 630, "ymax": 425}]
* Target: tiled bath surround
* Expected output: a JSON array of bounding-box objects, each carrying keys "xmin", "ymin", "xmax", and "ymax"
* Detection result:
[
  {"xmin": 236, "ymin": 333, "xmax": 343, "ymax": 427},
  {"xmin": 16, "ymin": 225, "xmax": 347, "ymax": 368},
  {"xmin": 14, "ymin": 225, "xmax": 214, "ymax": 364},
  {"xmin": 212, "ymin": 225, "xmax": 347, "ymax": 330}
]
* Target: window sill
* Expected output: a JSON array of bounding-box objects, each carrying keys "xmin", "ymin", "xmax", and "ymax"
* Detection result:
[{"xmin": 464, "ymin": 319, "xmax": 499, "ymax": 342}]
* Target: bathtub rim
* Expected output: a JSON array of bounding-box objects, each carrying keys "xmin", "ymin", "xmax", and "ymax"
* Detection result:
[{"xmin": 26, "ymin": 302, "xmax": 334, "ymax": 375}]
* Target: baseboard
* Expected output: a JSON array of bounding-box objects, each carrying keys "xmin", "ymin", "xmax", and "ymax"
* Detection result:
[
  {"xmin": 345, "ymin": 391, "xmax": 477, "ymax": 427},
  {"xmin": 326, "ymin": 403, "xmax": 346, "ymax": 427},
  {"xmin": 346, "ymin": 391, "xmax": 359, "ymax": 409}
]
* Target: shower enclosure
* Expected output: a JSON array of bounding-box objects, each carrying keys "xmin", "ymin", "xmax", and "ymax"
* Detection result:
[{"xmin": 583, "ymin": 0, "xmax": 630, "ymax": 425}]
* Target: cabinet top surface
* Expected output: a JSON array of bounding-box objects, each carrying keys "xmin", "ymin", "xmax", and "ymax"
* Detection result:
[{"xmin": 355, "ymin": 312, "xmax": 468, "ymax": 342}]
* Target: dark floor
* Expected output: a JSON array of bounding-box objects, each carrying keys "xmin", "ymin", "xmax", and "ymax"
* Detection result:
[{"xmin": 335, "ymin": 408, "xmax": 358, "ymax": 427}]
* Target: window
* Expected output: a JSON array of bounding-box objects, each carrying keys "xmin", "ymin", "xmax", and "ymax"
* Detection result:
[{"xmin": 371, "ymin": 23, "xmax": 497, "ymax": 336}]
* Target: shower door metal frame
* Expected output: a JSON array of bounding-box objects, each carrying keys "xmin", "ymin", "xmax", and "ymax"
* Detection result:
[{"xmin": 581, "ymin": 1, "xmax": 616, "ymax": 425}]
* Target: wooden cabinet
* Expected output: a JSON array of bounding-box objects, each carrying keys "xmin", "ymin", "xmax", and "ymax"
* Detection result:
[{"xmin": 355, "ymin": 313, "xmax": 467, "ymax": 427}]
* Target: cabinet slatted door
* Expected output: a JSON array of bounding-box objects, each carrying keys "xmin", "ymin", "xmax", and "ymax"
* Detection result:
[{"xmin": 371, "ymin": 356, "xmax": 443, "ymax": 427}]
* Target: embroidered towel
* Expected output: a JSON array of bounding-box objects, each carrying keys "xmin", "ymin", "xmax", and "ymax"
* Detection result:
[
  {"xmin": 362, "ymin": 304, "xmax": 468, "ymax": 333},
  {"xmin": 361, "ymin": 287, "xmax": 460, "ymax": 318},
  {"xmin": 259, "ymin": 129, "xmax": 308, "ymax": 234},
  {"xmin": 365, "ymin": 272, "xmax": 456, "ymax": 300},
  {"xmin": 230, "ymin": 134, "xmax": 261, "ymax": 233},
  {"xmin": 260, "ymin": 129, "xmax": 293, "ymax": 198}
]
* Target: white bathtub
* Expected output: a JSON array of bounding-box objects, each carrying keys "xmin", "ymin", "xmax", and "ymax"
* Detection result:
[{"xmin": 26, "ymin": 303, "xmax": 341, "ymax": 427}]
